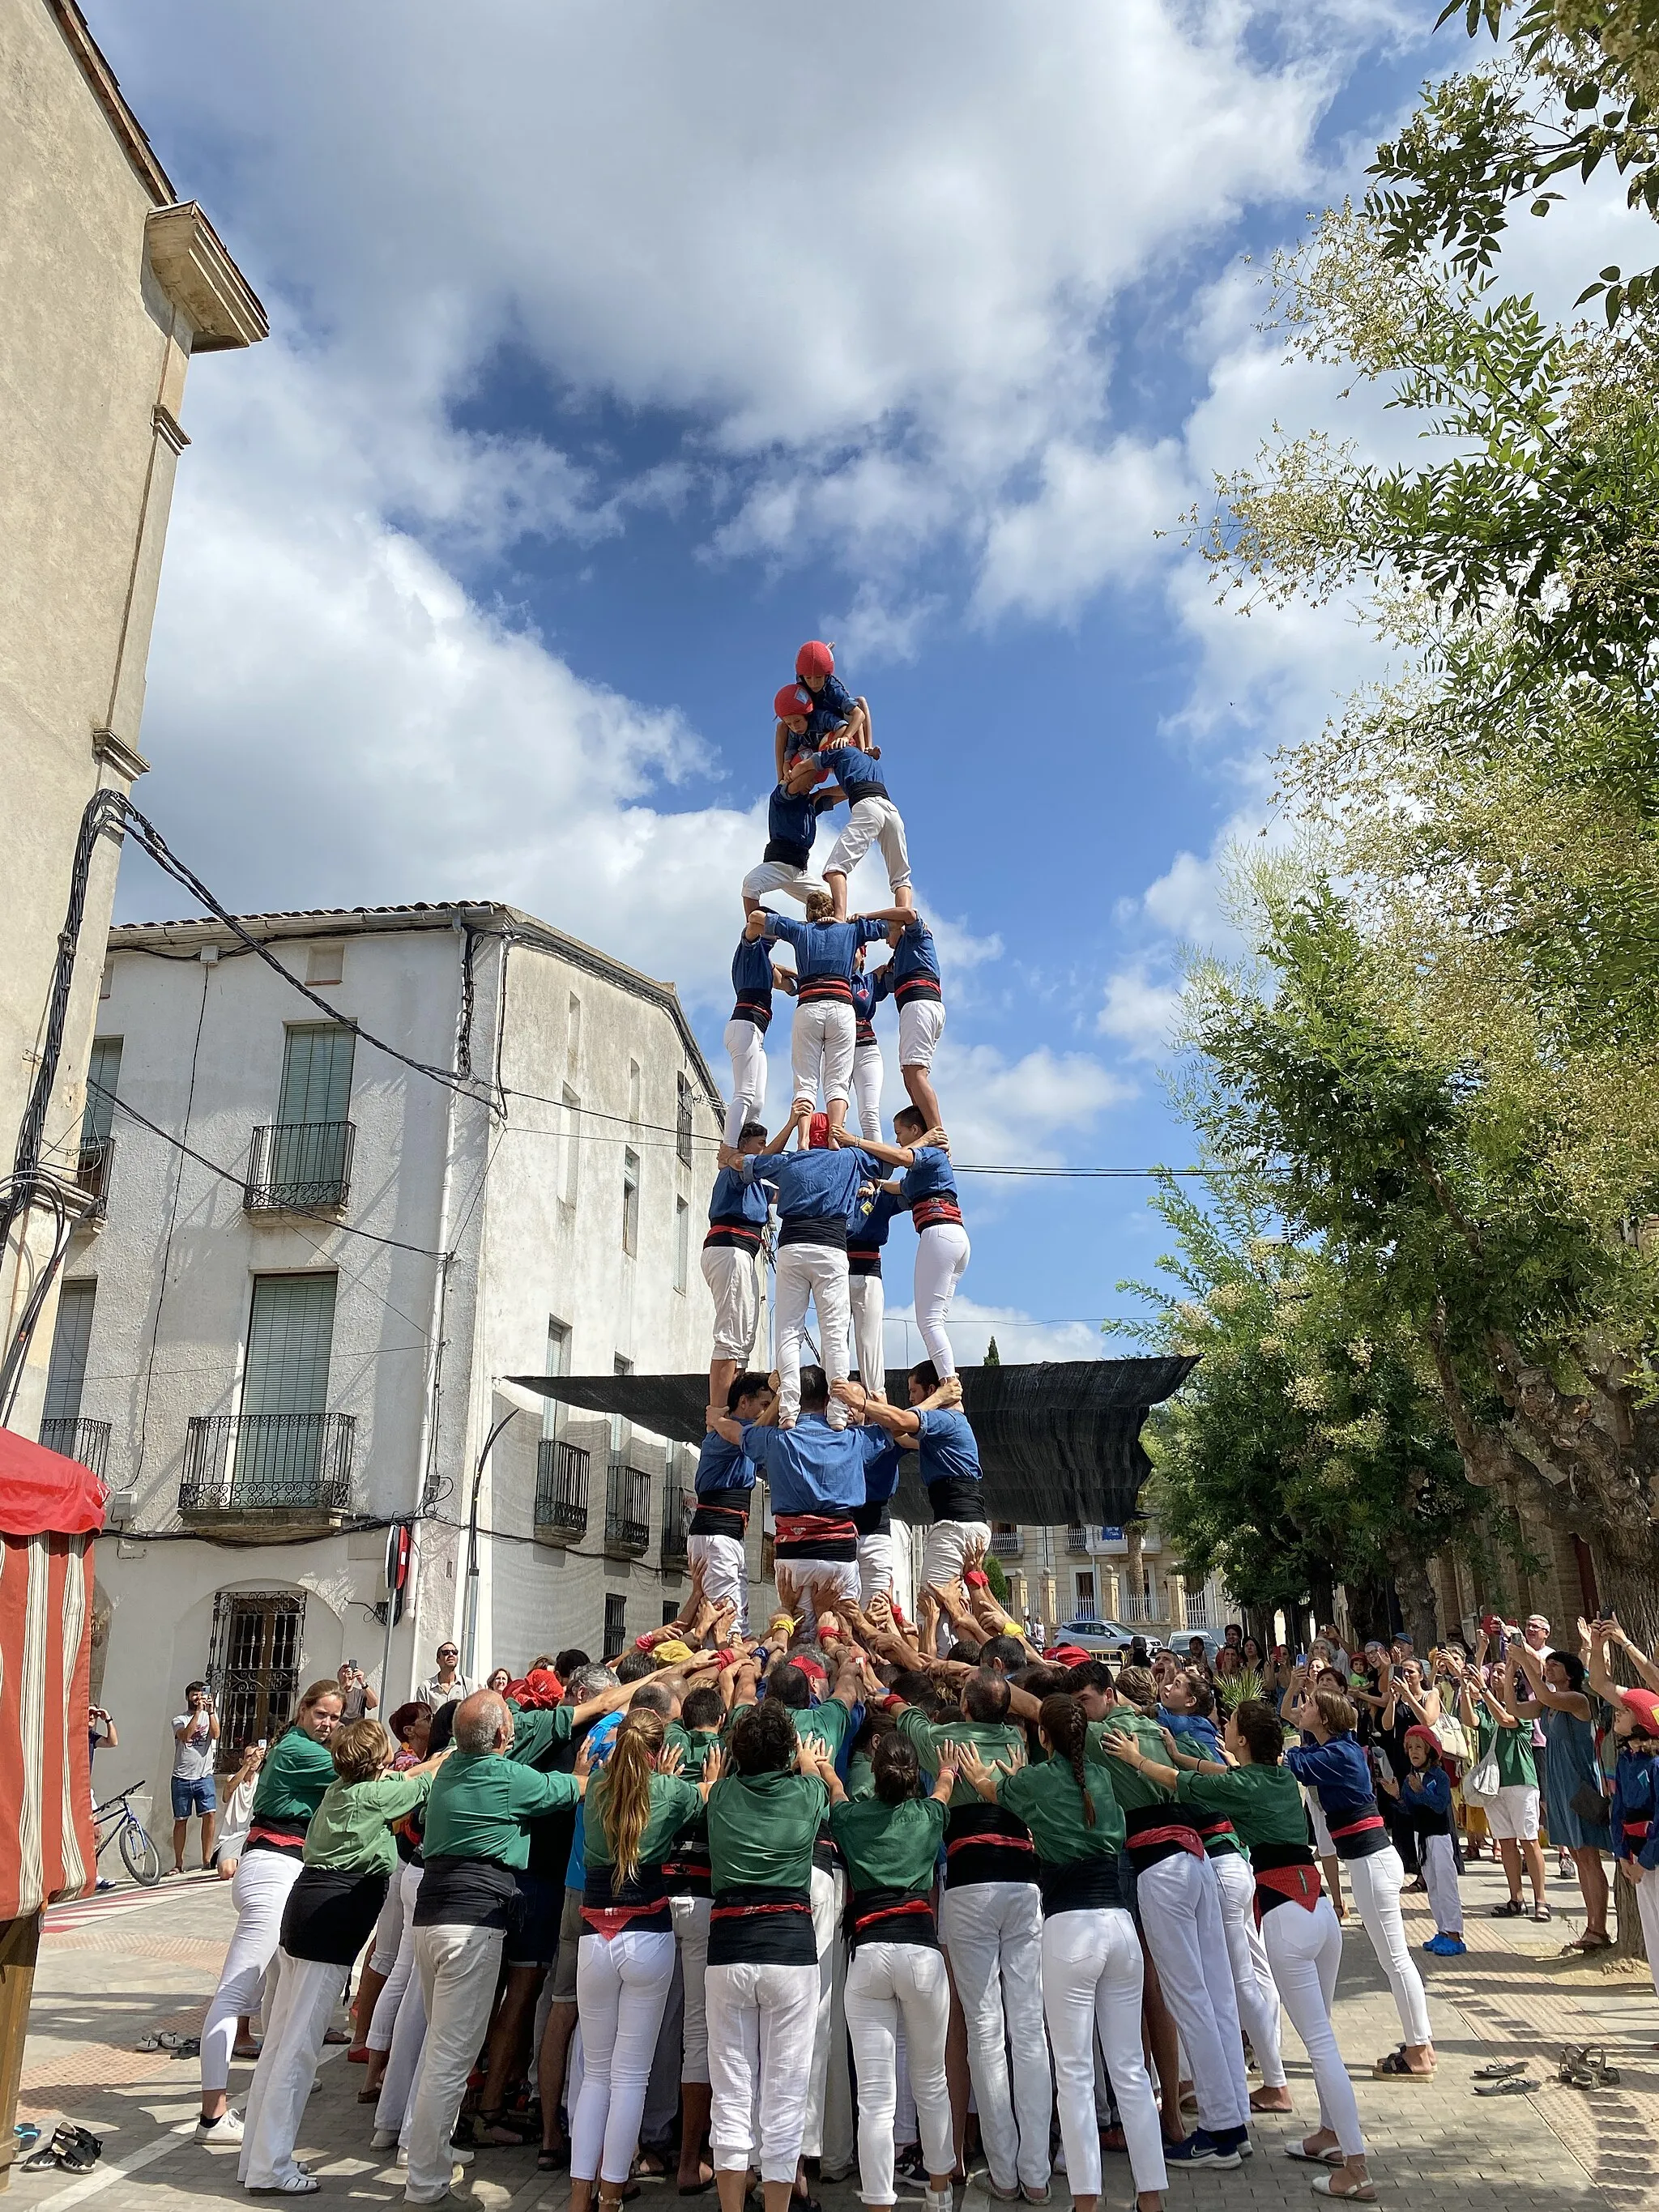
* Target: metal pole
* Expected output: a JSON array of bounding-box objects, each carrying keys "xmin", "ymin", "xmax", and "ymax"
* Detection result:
[{"xmin": 462, "ymin": 1408, "xmax": 518, "ymax": 1679}]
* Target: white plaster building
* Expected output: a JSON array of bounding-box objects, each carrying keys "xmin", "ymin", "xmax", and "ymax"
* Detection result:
[
  {"xmin": 58, "ymin": 903, "xmax": 767, "ymax": 1814},
  {"xmin": 1, "ymin": 1, "xmax": 264, "ymax": 1433},
  {"xmin": 990, "ymin": 1518, "xmax": 1233, "ymax": 1647}
]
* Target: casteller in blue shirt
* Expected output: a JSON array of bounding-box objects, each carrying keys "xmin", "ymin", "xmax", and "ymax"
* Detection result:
[
  {"xmin": 848, "ymin": 1187, "xmax": 901, "ymax": 1275},
  {"xmin": 852, "ymin": 1428, "xmax": 904, "ymax": 1539},
  {"xmin": 764, "ymin": 914, "xmax": 888, "ymax": 1005},
  {"xmin": 731, "ymin": 934, "xmax": 781, "ymax": 1032},
  {"xmin": 1284, "ymin": 1733, "xmax": 1392, "ymax": 1859},
  {"xmin": 745, "ymin": 1144, "xmax": 880, "ymax": 1250},
  {"xmin": 740, "ymin": 1416, "xmax": 889, "ymax": 1519},
  {"xmin": 906, "ymin": 1406, "xmax": 983, "ymax": 1525},
  {"xmin": 901, "ymin": 1145, "xmax": 964, "ymax": 1235},
  {"xmin": 705, "ymin": 1166, "xmax": 770, "ymax": 1252},
  {"xmin": 764, "ymin": 780, "xmax": 841, "ymax": 870},
  {"xmin": 873, "ymin": 920, "xmax": 942, "ymax": 1008},
  {"xmin": 803, "ymin": 671, "xmax": 858, "ymax": 747},
  {"xmin": 813, "ymin": 744, "xmax": 889, "ymax": 803}
]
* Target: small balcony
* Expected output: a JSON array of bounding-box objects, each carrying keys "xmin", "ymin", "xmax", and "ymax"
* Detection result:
[
  {"xmin": 245, "ymin": 1121, "xmax": 355, "ymax": 1213},
  {"xmin": 180, "ymin": 1412, "xmax": 356, "ymax": 1539},
  {"xmin": 661, "ymin": 1478, "xmax": 689, "ymax": 1569},
  {"xmin": 39, "ymin": 1417, "xmax": 110, "ymax": 1481},
  {"xmin": 1120, "ymin": 1590, "xmax": 1167, "ymax": 1626},
  {"xmin": 535, "ymin": 1438, "xmax": 590, "ymax": 1546},
  {"xmin": 604, "ymin": 1460, "xmax": 650, "ymax": 1558},
  {"xmin": 990, "ymin": 1526, "xmax": 1023, "ymax": 1558},
  {"xmin": 1065, "ymin": 1524, "xmax": 1091, "ymax": 1555},
  {"xmin": 74, "ymin": 1139, "xmax": 114, "ymax": 1225}
]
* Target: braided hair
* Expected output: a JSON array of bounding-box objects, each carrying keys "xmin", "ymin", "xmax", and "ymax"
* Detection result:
[{"xmin": 1038, "ymin": 1693, "xmax": 1095, "ymax": 1828}]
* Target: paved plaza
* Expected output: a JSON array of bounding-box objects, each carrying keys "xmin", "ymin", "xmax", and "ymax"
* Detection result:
[{"xmin": 11, "ymin": 1857, "xmax": 1658, "ymax": 2212}]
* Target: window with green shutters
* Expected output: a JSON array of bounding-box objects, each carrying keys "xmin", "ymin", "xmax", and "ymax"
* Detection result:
[
  {"xmin": 44, "ymin": 1282, "xmax": 96, "ymax": 1426},
  {"xmin": 82, "ymin": 1039, "xmax": 122, "ymax": 1152},
  {"xmin": 234, "ymin": 1273, "xmax": 339, "ymax": 1502},
  {"xmin": 259, "ymin": 1024, "xmax": 356, "ymax": 1207}
]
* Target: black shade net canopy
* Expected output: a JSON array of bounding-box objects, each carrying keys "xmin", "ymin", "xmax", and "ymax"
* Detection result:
[{"xmin": 506, "ymin": 1357, "xmax": 1196, "ymax": 1528}]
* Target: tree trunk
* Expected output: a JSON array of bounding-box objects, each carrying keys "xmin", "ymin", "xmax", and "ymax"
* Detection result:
[{"xmin": 1384, "ymin": 1536, "xmax": 1439, "ymax": 1658}]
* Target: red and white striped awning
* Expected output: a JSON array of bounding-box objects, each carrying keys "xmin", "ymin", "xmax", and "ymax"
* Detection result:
[{"xmin": 0, "ymin": 1427, "xmax": 105, "ymax": 1919}]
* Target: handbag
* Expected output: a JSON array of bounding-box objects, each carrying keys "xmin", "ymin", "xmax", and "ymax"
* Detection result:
[
  {"xmin": 1433, "ymin": 1712, "xmax": 1469, "ymax": 1763},
  {"xmin": 1568, "ymin": 1779, "xmax": 1610, "ymax": 1832},
  {"xmin": 1463, "ymin": 1742, "xmax": 1501, "ymax": 1802}
]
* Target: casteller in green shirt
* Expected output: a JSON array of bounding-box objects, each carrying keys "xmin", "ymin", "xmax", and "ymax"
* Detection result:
[
  {"xmin": 996, "ymin": 1756, "xmax": 1125, "ymax": 1864},
  {"xmin": 583, "ymin": 1771, "xmax": 704, "ymax": 1879},
  {"xmin": 706, "ymin": 1768, "xmax": 826, "ymax": 1893},
  {"xmin": 894, "ymin": 1705, "xmax": 1028, "ymax": 1812},
  {"xmin": 1174, "ymin": 1762, "xmax": 1307, "ymax": 1852},
  {"xmin": 251, "ymin": 1728, "xmax": 336, "ymax": 1822},
  {"xmin": 304, "ymin": 1769, "xmax": 433, "ymax": 1875},
  {"xmin": 1090, "ymin": 1708, "xmax": 1174, "ymax": 1812},
  {"xmin": 830, "ymin": 1793, "xmax": 945, "ymax": 1903},
  {"xmin": 420, "ymin": 1749, "xmax": 582, "ymax": 1869}
]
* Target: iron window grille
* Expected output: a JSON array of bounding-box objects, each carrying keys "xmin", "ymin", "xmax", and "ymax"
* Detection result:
[
  {"xmin": 245, "ymin": 1121, "xmax": 355, "ymax": 1212},
  {"xmin": 180, "ymin": 1411, "xmax": 356, "ymax": 1513},
  {"xmin": 603, "ymin": 1593, "xmax": 626, "ymax": 1662},
  {"xmin": 207, "ymin": 1588, "xmax": 306, "ymax": 1768},
  {"xmin": 535, "ymin": 1438, "xmax": 590, "ymax": 1541},
  {"xmin": 604, "ymin": 1460, "xmax": 650, "ymax": 1556},
  {"xmin": 39, "ymin": 1417, "xmax": 110, "ymax": 1481},
  {"xmin": 74, "ymin": 1138, "xmax": 114, "ymax": 1221},
  {"xmin": 660, "ymin": 1473, "xmax": 689, "ymax": 1566}
]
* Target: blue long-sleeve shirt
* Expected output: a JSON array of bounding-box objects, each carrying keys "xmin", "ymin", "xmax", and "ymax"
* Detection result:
[
  {"xmin": 740, "ymin": 1416, "xmax": 887, "ymax": 1515},
  {"xmin": 731, "ymin": 935, "xmax": 779, "ymax": 1030},
  {"xmin": 1612, "ymin": 1746, "xmax": 1659, "ymax": 1869},
  {"xmin": 746, "ymin": 1146, "xmax": 880, "ymax": 1250},
  {"xmin": 764, "ymin": 781, "xmax": 841, "ymax": 867},
  {"xmin": 694, "ymin": 1429, "xmax": 756, "ymax": 1502},
  {"xmin": 901, "ymin": 1145, "xmax": 963, "ymax": 1233},
  {"xmin": 1284, "ymin": 1733, "xmax": 1388, "ymax": 1857},
  {"xmin": 1158, "ymin": 1709, "xmax": 1224, "ymax": 1762},
  {"xmin": 800, "ymin": 672, "xmax": 858, "ymax": 748},
  {"xmin": 848, "ymin": 1187, "xmax": 900, "ymax": 1267},
  {"xmin": 851, "ymin": 968, "xmax": 879, "ymax": 1044},
  {"xmin": 706, "ymin": 1166, "xmax": 770, "ymax": 1249},
  {"xmin": 765, "ymin": 915, "xmax": 889, "ymax": 1005},
  {"xmin": 1399, "ymin": 1764, "xmax": 1453, "ymax": 1835},
  {"xmin": 813, "ymin": 744, "xmax": 889, "ymax": 803}
]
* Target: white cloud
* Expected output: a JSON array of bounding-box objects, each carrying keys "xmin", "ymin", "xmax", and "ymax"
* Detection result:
[
  {"xmin": 1098, "ymin": 965, "xmax": 1184, "ymax": 1062},
  {"xmin": 881, "ymin": 1295, "xmax": 1106, "ymax": 1367},
  {"xmin": 975, "ymin": 436, "xmax": 1188, "ymax": 623}
]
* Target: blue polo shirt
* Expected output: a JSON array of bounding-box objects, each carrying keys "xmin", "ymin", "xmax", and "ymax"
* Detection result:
[
  {"xmin": 746, "ymin": 1146, "xmax": 881, "ymax": 1250},
  {"xmin": 848, "ymin": 1187, "xmax": 900, "ymax": 1270},
  {"xmin": 803, "ymin": 671, "xmax": 857, "ymax": 746},
  {"xmin": 764, "ymin": 782, "xmax": 840, "ymax": 868},
  {"xmin": 740, "ymin": 1416, "xmax": 884, "ymax": 1515},
  {"xmin": 731, "ymin": 934, "xmax": 778, "ymax": 1030},
  {"xmin": 873, "ymin": 921, "xmax": 941, "ymax": 1007},
  {"xmin": 765, "ymin": 915, "xmax": 889, "ymax": 1005},
  {"xmin": 901, "ymin": 1145, "xmax": 963, "ymax": 1233},
  {"xmin": 814, "ymin": 744, "xmax": 889, "ymax": 803},
  {"xmin": 706, "ymin": 1166, "xmax": 770, "ymax": 1251},
  {"xmin": 911, "ymin": 1408, "xmax": 983, "ymax": 1524}
]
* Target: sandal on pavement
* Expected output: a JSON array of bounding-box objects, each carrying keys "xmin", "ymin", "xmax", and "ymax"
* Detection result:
[
  {"xmin": 1474, "ymin": 2078, "xmax": 1537, "ymax": 2096},
  {"xmin": 1284, "ymin": 2145, "xmax": 1344, "ymax": 2166},
  {"xmin": 1310, "ymin": 2175, "xmax": 1376, "ymax": 2203},
  {"xmin": 469, "ymin": 2112, "xmax": 531, "ymax": 2147},
  {"xmin": 1491, "ymin": 1898, "xmax": 1526, "ymax": 1917},
  {"xmin": 1532, "ymin": 1902, "xmax": 1552, "ymax": 1922},
  {"xmin": 1567, "ymin": 1931, "xmax": 1614, "ymax": 1952},
  {"xmin": 1372, "ymin": 2049, "xmax": 1431, "ymax": 2079},
  {"xmin": 537, "ymin": 2145, "xmax": 571, "ymax": 2174},
  {"xmin": 1473, "ymin": 2059, "xmax": 1527, "ymax": 2081},
  {"xmin": 248, "ymin": 2172, "xmax": 321, "ymax": 2194}
]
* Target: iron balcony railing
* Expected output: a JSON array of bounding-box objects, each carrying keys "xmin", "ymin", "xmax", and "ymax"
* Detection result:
[
  {"xmin": 990, "ymin": 1528, "xmax": 1023, "ymax": 1558},
  {"xmin": 180, "ymin": 1412, "xmax": 356, "ymax": 1514},
  {"xmin": 245, "ymin": 1121, "xmax": 355, "ymax": 1213},
  {"xmin": 1120, "ymin": 1591, "xmax": 1165, "ymax": 1624},
  {"xmin": 661, "ymin": 1479, "xmax": 689, "ymax": 1566},
  {"xmin": 605, "ymin": 1460, "xmax": 650, "ymax": 1557},
  {"xmin": 75, "ymin": 1139, "xmax": 114, "ymax": 1221},
  {"xmin": 39, "ymin": 1417, "xmax": 110, "ymax": 1481},
  {"xmin": 535, "ymin": 1438, "xmax": 591, "ymax": 1541},
  {"xmin": 1065, "ymin": 1524, "xmax": 1090, "ymax": 1554}
]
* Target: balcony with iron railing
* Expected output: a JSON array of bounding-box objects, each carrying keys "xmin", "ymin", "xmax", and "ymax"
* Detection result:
[
  {"xmin": 74, "ymin": 1138, "xmax": 114, "ymax": 1225},
  {"xmin": 1065, "ymin": 1524, "xmax": 1090, "ymax": 1554},
  {"xmin": 39, "ymin": 1417, "xmax": 110, "ymax": 1481},
  {"xmin": 990, "ymin": 1527, "xmax": 1023, "ymax": 1558},
  {"xmin": 1120, "ymin": 1588, "xmax": 1168, "ymax": 1625},
  {"xmin": 179, "ymin": 1411, "xmax": 356, "ymax": 1538},
  {"xmin": 605, "ymin": 1460, "xmax": 650, "ymax": 1558},
  {"xmin": 661, "ymin": 1478, "xmax": 689, "ymax": 1568},
  {"xmin": 245, "ymin": 1121, "xmax": 355, "ymax": 1213},
  {"xmin": 534, "ymin": 1438, "xmax": 590, "ymax": 1545}
]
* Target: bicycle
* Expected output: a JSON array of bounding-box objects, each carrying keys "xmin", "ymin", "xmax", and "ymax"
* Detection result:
[{"xmin": 92, "ymin": 1779, "xmax": 162, "ymax": 1886}]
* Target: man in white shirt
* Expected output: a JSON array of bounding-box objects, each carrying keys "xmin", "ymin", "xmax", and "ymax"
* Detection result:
[
  {"xmin": 170, "ymin": 1680, "xmax": 220, "ymax": 1874},
  {"xmin": 416, "ymin": 1642, "xmax": 480, "ymax": 1712}
]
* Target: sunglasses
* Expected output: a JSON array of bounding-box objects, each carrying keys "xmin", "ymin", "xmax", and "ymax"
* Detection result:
[{"xmin": 437, "ymin": 1649, "xmax": 458, "ymax": 1660}]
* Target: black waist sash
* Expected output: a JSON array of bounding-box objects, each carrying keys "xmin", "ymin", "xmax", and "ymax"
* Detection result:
[
  {"xmin": 1038, "ymin": 1856, "xmax": 1124, "ymax": 1917},
  {"xmin": 944, "ymin": 1801, "xmax": 1038, "ymax": 1888},
  {"xmin": 762, "ymin": 837, "xmax": 811, "ymax": 869},
  {"xmin": 846, "ymin": 1884, "xmax": 938, "ymax": 1954},
  {"xmin": 708, "ymin": 1882, "xmax": 815, "ymax": 1966}
]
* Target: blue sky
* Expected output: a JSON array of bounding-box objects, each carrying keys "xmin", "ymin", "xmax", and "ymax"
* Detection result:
[{"xmin": 89, "ymin": 2, "xmax": 1552, "ymax": 1360}]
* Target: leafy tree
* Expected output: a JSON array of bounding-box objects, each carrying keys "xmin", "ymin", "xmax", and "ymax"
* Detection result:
[{"xmin": 1119, "ymin": 1174, "xmax": 1486, "ymax": 1652}]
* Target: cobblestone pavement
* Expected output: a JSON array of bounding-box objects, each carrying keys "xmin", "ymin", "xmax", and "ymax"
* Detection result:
[{"xmin": 11, "ymin": 1856, "xmax": 1657, "ymax": 2212}]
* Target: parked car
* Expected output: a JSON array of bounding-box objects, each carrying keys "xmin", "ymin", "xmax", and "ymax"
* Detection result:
[{"xmin": 1052, "ymin": 1617, "xmax": 1166, "ymax": 1660}]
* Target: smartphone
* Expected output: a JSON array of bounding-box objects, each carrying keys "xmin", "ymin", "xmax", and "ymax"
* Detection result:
[{"xmin": 1294, "ymin": 1651, "xmax": 1307, "ymax": 1666}]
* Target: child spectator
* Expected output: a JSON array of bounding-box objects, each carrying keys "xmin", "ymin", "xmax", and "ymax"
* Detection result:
[{"xmin": 1392, "ymin": 1728, "xmax": 1464, "ymax": 1954}]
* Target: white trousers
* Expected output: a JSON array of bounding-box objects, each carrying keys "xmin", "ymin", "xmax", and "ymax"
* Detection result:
[
  {"xmin": 914, "ymin": 1221, "xmax": 970, "ymax": 1378},
  {"xmin": 239, "ymin": 1951, "xmax": 345, "ymax": 2188},
  {"xmin": 857, "ymin": 1529, "xmax": 895, "ymax": 1606},
  {"xmin": 202, "ymin": 1848, "xmax": 303, "ymax": 2095},
  {"xmin": 687, "ymin": 1531, "xmax": 748, "ymax": 1635},
  {"xmin": 379, "ymin": 1961, "xmax": 428, "ymax": 2142},
  {"xmin": 897, "ymin": 999, "xmax": 945, "ymax": 1072},
  {"xmin": 1211, "ymin": 1848, "xmax": 1286, "ymax": 2087},
  {"xmin": 670, "ymin": 1895, "xmax": 712, "ymax": 2084},
  {"xmin": 1042, "ymin": 1907, "xmax": 1167, "ymax": 2199},
  {"xmin": 742, "ymin": 859, "xmax": 828, "ymax": 909},
  {"xmin": 723, "ymin": 1017, "xmax": 770, "ymax": 1148},
  {"xmin": 706, "ymin": 1959, "xmax": 819, "ymax": 2184},
  {"xmin": 1633, "ymin": 1865, "xmax": 1659, "ymax": 2006},
  {"xmin": 1346, "ymin": 1846, "xmax": 1431, "ymax": 2048},
  {"xmin": 922, "ymin": 1521, "xmax": 992, "ymax": 1652},
  {"xmin": 1262, "ymin": 1899, "xmax": 1365, "ymax": 2158},
  {"xmin": 702, "ymin": 1243, "xmax": 761, "ymax": 1363},
  {"xmin": 791, "ymin": 1000, "xmax": 855, "ymax": 1109},
  {"xmin": 1421, "ymin": 1831, "xmax": 1463, "ymax": 1937},
  {"xmin": 848, "ymin": 1271, "xmax": 885, "ymax": 1393},
  {"xmin": 774, "ymin": 1554, "xmax": 860, "ymax": 1638},
  {"xmin": 1137, "ymin": 1851, "xmax": 1249, "ymax": 2131},
  {"xmin": 774, "ymin": 1243, "xmax": 851, "ymax": 1425},
  {"xmin": 802, "ymin": 1865, "xmax": 854, "ymax": 2172},
  {"xmin": 369, "ymin": 1860, "xmax": 425, "ymax": 2050},
  {"xmin": 851, "ymin": 1042, "xmax": 883, "ymax": 1141},
  {"xmin": 405, "ymin": 1922, "xmax": 505, "ymax": 2201},
  {"xmin": 938, "ymin": 1882, "xmax": 1051, "ymax": 2193},
  {"xmin": 369, "ymin": 1869, "xmax": 410, "ymax": 1977},
  {"xmin": 844, "ymin": 1942, "xmax": 952, "ymax": 2203},
  {"xmin": 824, "ymin": 797, "xmax": 911, "ymax": 893},
  {"xmin": 572, "ymin": 1929, "xmax": 678, "ymax": 2185}
]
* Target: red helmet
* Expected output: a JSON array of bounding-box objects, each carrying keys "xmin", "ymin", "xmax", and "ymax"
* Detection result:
[
  {"xmin": 774, "ymin": 684, "xmax": 812, "ymax": 723},
  {"xmin": 1622, "ymin": 1687, "xmax": 1659, "ymax": 1734},
  {"xmin": 795, "ymin": 640, "xmax": 834, "ymax": 680},
  {"xmin": 807, "ymin": 1111, "xmax": 830, "ymax": 1149}
]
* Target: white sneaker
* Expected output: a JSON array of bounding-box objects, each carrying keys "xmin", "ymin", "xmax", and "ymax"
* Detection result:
[
  {"xmin": 196, "ymin": 2109, "xmax": 244, "ymax": 2144},
  {"xmin": 373, "ymin": 2130, "xmax": 399, "ymax": 2152}
]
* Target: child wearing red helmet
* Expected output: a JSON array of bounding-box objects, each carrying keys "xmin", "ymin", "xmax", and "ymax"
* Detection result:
[{"xmin": 774, "ymin": 641, "xmax": 871, "ymax": 782}]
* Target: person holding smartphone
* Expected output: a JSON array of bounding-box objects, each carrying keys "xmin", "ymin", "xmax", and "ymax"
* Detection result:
[
  {"xmin": 172, "ymin": 1680, "xmax": 221, "ymax": 1874},
  {"xmin": 336, "ymin": 1660, "xmax": 379, "ymax": 1724}
]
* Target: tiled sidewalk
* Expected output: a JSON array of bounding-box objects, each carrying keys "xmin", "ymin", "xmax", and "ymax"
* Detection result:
[{"xmin": 10, "ymin": 1856, "xmax": 1656, "ymax": 2212}]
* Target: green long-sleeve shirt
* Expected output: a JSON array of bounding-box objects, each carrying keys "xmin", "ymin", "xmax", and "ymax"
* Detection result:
[
  {"xmin": 894, "ymin": 1706, "xmax": 1028, "ymax": 1811},
  {"xmin": 830, "ymin": 1793, "xmax": 945, "ymax": 1899},
  {"xmin": 1090, "ymin": 1710, "xmax": 1173, "ymax": 1812},
  {"xmin": 1174, "ymin": 1762, "xmax": 1308, "ymax": 1851},
  {"xmin": 420, "ymin": 1750, "xmax": 582, "ymax": 1867},
  {"xmin": 302, "ymin": 1771, "xmax": 432, "ymax": 1874},
  {"xmin": 996, "ymin": 1755, "xmax": 1124, "ymax": 1865},
  {"xmin": 706, "ymin": 1769, "xmax": 827, "ymax": 1892},
  {"xmin": 582, "ymin": 1771, "xmax": 704, "ymax": 1877},
  {"xmin": 251, "ymin": 1728, "xmax": 336, "ymax": 1820}
]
